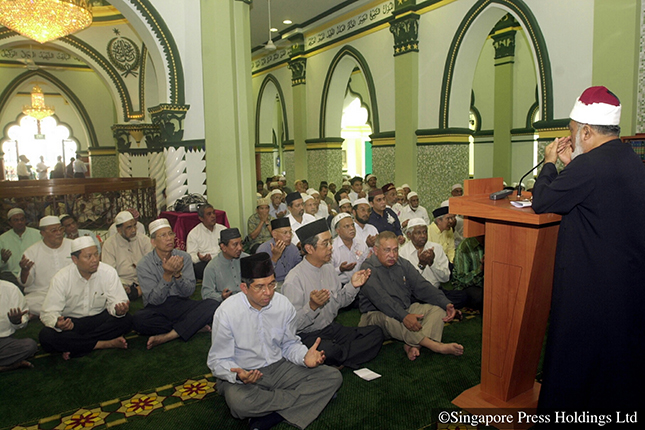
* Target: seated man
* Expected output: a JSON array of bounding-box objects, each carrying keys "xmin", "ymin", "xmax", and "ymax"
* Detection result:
[
  {"xmin": 202, "ymin": 228, "xmax": 249, "ymax": 302},
  {"xmin": 20, "ymin": 216, "xmax": 73, "ymax": 316},
  {"xmin": 331, "ymin": 213, "xmax": 369, "ymax": 285},
  {"xmin": 382, "ymin": 183, "xmax": 403, "ymax": 216},
  {"xmin": 283, "ymin": 219, "xmax": 383, "ymax": 369},
  {"xmin": 208, "ymin": 252, "xmax": 342, "ymax": 430},
  {"xmin": 452, "ymin": 236, "xmax": 485, "ymax": 310},
  {"xmin": 187, "ymin": 203, "xmax": 227, "ymax": 280},
  {"xmin": 352, "ymin": 198, "xmax": 378, "ymax": 249},
  {"xmin": 429, "ymin": 207, "xmax": 456, "ymax": 264},
  {"xmin": 285, "ymin": 192, "xmax": 316, "ymax": 246},
  {"xmin": 256, "ymin": 218, "xmax": 301, "ymax": 290},
  {"xmin": 101, "ymin": 210, "xmax": 153, "ymax": 301},
  {"xmin": 134, "ymin": 219, "xmax": 219, "ymax": 349},
  {"xmin": 348, "ymin": 177, "xmax": 365, "ymax": 203},
  {"xmin": 246, "ymin": 198, "xmax": 273, "ymax": 254},
  {"xmin": 359, "ymin": 231, "xmax": 464, "ymax": 361},
  {"xmin": 107, "ymin": 208, "xmax": 146, "ymax": 237},
  {"xmin": 0, "ymin": 208, "xmax": 41, "ymax": 287},
  {"xmin": 268, "ymin": 189, "xmax": 287, "ymax": 219},
  {"xmin": 303, "ymin": 194, "xmax": 319, "ymax": 220},
  {"xmin": 399, "ymin": 192, "xmax": 430, "ymax": 227},
  {"xmin": 0, "ymin": 280, "xmax": 38, "ymax": 371},
  {"xmin": 367, "ymin": 189, "xmax": 405, "ymax": 244},
  {"xmin": 399, "ymin": 219, "xmax": 468, "ymax": 309},
  {"xmin": 59, "ymin": 214, "xmax": 101, "ymax": 254},
  {"xmin": 39, "ymin": 237, "xmax": 132, "ymax": 360}
]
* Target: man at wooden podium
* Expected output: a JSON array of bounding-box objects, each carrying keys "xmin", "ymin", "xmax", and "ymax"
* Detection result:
[{"xmin": 533, "ymin": 86, "xmax": 645, "ymax": 413}]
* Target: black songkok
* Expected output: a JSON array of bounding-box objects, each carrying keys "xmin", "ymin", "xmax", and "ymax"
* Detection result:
[
  {"xmin": 432, "ymin": 207, "xmax": 449, "ymax": 219},
  {"xmin": 271, "ymin": 217, "xmax": 290, "ymax": 230},
  {"xmin": 286, "ymin": 192, "xmax": 303, "ymax": 205},
  {"xmin": 220, "ymin": 228, "xmax": 241, "ymax": 243},
  {"xmin": 296, "ymin": 218, "xmax": 329, "ymax": 243},
  {"xmin": 241, "ymin": 253, "xmax": 275, "ymax": 279}
]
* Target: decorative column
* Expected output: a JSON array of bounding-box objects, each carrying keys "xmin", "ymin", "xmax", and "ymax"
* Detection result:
[
  {"xmin": 390, "ymin": 10, "xmax": 420, "ymax": 189},
  {"xmin": 201, "ymin": 0, "xmax": 255, "ymax": 230},
  {"xmin": 288, "ymin": 34, "xmax": 308, "ymax": 183},
  {"xmin": 87, "ymin": 147, "xmax": 118, "ymax": 178},
  {"xmin": 491, "ymin": 15, "xmax": 517, "ymax": 183},
  {"xmin": 305, "ymin": 138, "xmax": 344, "ymax": 189}
]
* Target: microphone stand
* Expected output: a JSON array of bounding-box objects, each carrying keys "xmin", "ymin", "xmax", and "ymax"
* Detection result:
[{"xmin": 517, "ymin": 159, "xmax": 544, "ymax": 197}]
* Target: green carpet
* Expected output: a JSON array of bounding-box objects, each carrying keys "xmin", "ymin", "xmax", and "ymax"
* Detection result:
[{"xmin": 0, "ymin": 289, "xmax": 532, "ymax": 430}]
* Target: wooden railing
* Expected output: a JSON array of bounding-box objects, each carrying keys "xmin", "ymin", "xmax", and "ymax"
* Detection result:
[{"xmin": 0, "ymin": 178, "xmax": 156, "ymax": 233}]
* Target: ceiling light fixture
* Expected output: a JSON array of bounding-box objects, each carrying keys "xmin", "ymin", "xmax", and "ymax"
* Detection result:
[
  {"xmin": 0, "ymin": 0, "xmax": 93, "ymax": 44},
  {"xmin": 283, "ymin": 19, "xmax": 292, "ymax": 25},
  {"xmin": 22, "ymin": 84, "xmax": 55, "ymax": 120}
]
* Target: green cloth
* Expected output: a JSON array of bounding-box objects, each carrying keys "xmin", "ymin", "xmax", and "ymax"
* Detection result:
[
  {"xmin": 0, "ymin": 227, "xmax": 41, "ymax": 278},
  {"xmin": 451, "ymin": 237, "xmax": 484, "ymax": 290}
]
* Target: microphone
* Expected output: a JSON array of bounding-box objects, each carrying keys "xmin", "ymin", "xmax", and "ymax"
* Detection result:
[{"xmin": 517, "ymin": 159, "xmax": 544, "ymax": 197}]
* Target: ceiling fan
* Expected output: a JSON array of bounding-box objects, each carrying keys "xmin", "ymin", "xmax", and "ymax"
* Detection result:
[{"xmin": 264, "ymin": 0, "xmax": 276, "ymax": 51}]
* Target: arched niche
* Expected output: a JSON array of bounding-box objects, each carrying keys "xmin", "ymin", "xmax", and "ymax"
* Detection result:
[
  {"xmin": 439, "ymin": 0, "xmax": 552, "ymax": 129},
  {"xmin": 319, "ymin": 45, "xmax": 380, "ymax": 138},
  {"xmin": 255, "ymin": 74, "xmax": 288, "ymax": 146}
]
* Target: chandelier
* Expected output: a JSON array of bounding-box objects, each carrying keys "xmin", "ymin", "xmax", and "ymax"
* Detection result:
[
  {"xmin": 0, "ymin": 0, "xmax": 93, "ymax": 44},
  {"xmin": 23, "ymin": 85, "xmax": 55, "ymax": 120}
]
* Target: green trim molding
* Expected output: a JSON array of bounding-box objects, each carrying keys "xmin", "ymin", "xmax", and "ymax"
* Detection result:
[
  {"xmin": 305, "ymin": 137, "xmax": 344, "ymax": 150},
  {"xmin": 439, "ymin": 0, "xmax": 553, "ymax": 129},
  {"xmin": 318, "ymin": 45, "xmax": 380, "ymax": 138},
  {"xmin": 370, "ymin": 131, "xmax": 395, "ymax": 147},
  {"xmin": 416, "ymin": 128, "xmax": 472, "ymax": 145},
  {"xmin": 0, "ymin": 70, "xmax": 99, "ymax": 148}
]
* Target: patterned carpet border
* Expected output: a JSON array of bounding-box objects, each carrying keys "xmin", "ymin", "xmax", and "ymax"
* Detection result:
[{"xmin": 5, "ymin": 374, "xmax": 217, "ymax": 430}]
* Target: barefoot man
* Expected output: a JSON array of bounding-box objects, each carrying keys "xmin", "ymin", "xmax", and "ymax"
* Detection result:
[
  {"xmin": 133, "ymin": 219, "xmax": 218, "ymax": 349},
  {"xmin": 358, "ymin": 231, "xmax": 464, "ymax": 361},
  {"xmin": 39, "ymin": 237, "xmax": 132, "ymax": 360}
]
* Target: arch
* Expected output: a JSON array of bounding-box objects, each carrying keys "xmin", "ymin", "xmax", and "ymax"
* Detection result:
[
  {"xmin": 439, "ymin": 0, "xmax": 553, "ymax": 129},
  {"xmin": 0, "ymin": 70, "xmax": 99, "ymax": 148},
  {"xmin": 255, "ymin": 74, "xmax": 289, "ymax": 146},
  {"xmin": 319, "ymin": 45, "xmax": 380, "ymax": 138}
]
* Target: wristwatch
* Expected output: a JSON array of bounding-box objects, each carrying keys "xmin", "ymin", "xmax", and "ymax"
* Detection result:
[
  {"xmin": 418, "ymin": 263, "xmax": 426, "ymax": 271},
  {"xmin": 173, "ymin": 272, "xmax": 182, "ymax": 279}
]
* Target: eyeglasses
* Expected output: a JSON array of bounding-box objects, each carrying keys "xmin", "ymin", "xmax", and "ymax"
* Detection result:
[
  {"xmin": 156, "ymin": 231, "xmax": 176, "ymax": 240},
  {"xmin": 249, "ymin": 281, "xmax": 277, "ymax": 293}
]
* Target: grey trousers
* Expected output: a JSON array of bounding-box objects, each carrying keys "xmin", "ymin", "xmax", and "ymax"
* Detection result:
[
  {"xmin": 217, "ymin": 358, "xmax": 342, "ymax": 429},
  {"xmin": 0, "ymin": 336, "xmax": 38, "ymax": 367},
  {"xmin": 358, "ymin": 302, "xmax": 445, "ymax": 347}
]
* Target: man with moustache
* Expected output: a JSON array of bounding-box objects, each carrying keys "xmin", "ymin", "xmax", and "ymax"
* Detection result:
[
  {"xmin": 208, "ymin": 252, "xmax": 341, "ymax": 430},
  {"xmin": 352, "ymin": 198, "xmax": 378, "ymax": 249},
  {"xmin": 19, "ymin": 216, "xmax": 73, "ymax": 316},
  {"xmin": 367, "ymin": 189, "xmax": 405, "ymax": 245},
  {"xmin": 0, "ymin": 208, "xmax": 41, "ymax": 287},
  {"xmin": 187, "ymin": 203, "xmax": 227, "ymax": 280},
  {"xmin": 285, "ymin": 192, "xmax": 315, "ymax": 246},
  {"xmin": 202, "ymin": 228, "xmax": 249, "ymax": 302},
  {"xmin": 283, "ymin": 219, "xmax": 383, "ymax": 369},
  {"xmin": 256, "ymin": 218, "xmax": 302, "ymax": 290},
  {"xmin": 331, "ymin": 213, "xmax": 369, "ymax": 286},
  {"xmin": 102, "ymin": 210, "xmax": 153, "ymax": 301},
  {"xmin": 39, "ymin": 237, "xmax": 132, "ymax": 360},
  {"xmin": 533, "ymin": 86, "xmax": 645, "ymax": 412}
]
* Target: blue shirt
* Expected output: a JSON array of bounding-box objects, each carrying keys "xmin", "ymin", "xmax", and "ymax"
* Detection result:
[
  {"xmin": 136, "ymin": 249, "xmax": 196, "ymax": 306},
  {"xmin": 202, "ymin": 251, "xmax": 249, "ymax": 302},
  {"xmin": 256, "ymin": 239, "xmax": 302, "ymax": 282},
  {"xmin": 367, "ymin": 208, "xmax": 402, "ymax": 236},
  {"xmin": 207, "ymin": 292, "xmax": 308, "ymax": 384}
]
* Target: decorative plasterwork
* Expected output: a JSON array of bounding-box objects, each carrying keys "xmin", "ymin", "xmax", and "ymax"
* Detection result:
[
  {"xmin": 112, "ymin": 123, "xmax": 159, "ymax": 151},
  {"xmin": 148, "ymin": 103, "xmax": 190, "ymax": 144},
  {"xmin": 389, "ymin": 13, "xmax": 419, "ymax": 56},
  {"xmin": 107, "ymin": 29, "xmax": 142, "ymax": 77},
  {"xmin": 288, "ymin": 58, "xmax": 307, "ymax": 86}
]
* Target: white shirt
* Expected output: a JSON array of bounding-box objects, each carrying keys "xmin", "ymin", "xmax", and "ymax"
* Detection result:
[
  {"xmin": 36, "ymin": 162, "xmax": 48, "ymax": 180},
  {"xmin": 0, "ymin": 280, "xmax": 29, "ymax": 337},
  {"xmin": 101, "ymin": 232, "xmax": 153, "ymax": 285},
  {"xmin": 20, "ymin": 239, "xmax": 73, "ymax": 315},
  {"xmin": 186, "ymin": 222, "xmax": 226, "ymax": 264},
  {"xmin": 398, "ymin": 240, "xmax": 450, "ymax": 288},
  {"xmin": 40, "ymin": 263, "xmax": 128, "ymax": 330},
  {"xmin": 400, "ymin": 205, "xmax": 430, "ymax": 225},
  {"xmin": 269, "ymin": 202, "xmax": 287, "ymax": 219},
  {"xmin": 108, "ymin": 221, "xmax": 146, "ymax": 238},
  {"xmin": 331, "ymin": 235, "xmax": 369, "ymax": 285},
  {"xmin": 354, "ymin": 222, "xmax": 379, "ymax": 249},
  {"xmin": 16, "ymin": 161, "xmax": 29, "ymax": 177},
  {"xmin": 349, "ymin": 191, "xmax": 360, "ymax": 204},
  {"xmin": 288, "ymin": 213, "xmax": 316, "ymax": 246},
  {"xmin": 391, "ymin": 202, "xmax": 404, "ymax": 217},
  {"xmin": 73, "ymin": 158, "xmax": 88, "ymax": 173},
  {"xmin": 315, "ymin": 201, "xmax": 329, "ymax": 219}
]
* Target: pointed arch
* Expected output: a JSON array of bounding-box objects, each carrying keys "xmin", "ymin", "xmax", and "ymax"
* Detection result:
[
  {"xmin": 0, "ymin": 70, "xmax": 99, "ymax": 148},
  {"xmin": 319, "ymin": 45, "xmax": 380, "ymax": 138},
  {"xmin": 439, "ymin": 0, "xmax": 553, "ymax": 129},
  {"xmin": 255, "ymin": 74, "xmax": 289, "ymax": 146}
]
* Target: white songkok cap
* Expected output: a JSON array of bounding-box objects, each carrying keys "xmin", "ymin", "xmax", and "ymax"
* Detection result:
[
  {"xmin": 115, "ymin": 210, "xmax": 134, "ymax": 225},
  {"xmin": 332, "ymin": 213, "xmax": 352, "ymax": 231},
  {"xmin": 269, "ymin": 189, "xmax": 283, "ymax": 197},
  {"xmin": 7, "ymin": 208, "xmax": 24, "ymax": 220},
  {"xmin": 39, "ymin": 216, "xmax": 61, "ymax": 228},
  {"xmin": 338, "ymin": 198, "xmax": 352, "ymax": 207},
  {"xmin": 149, "ymin": 218, "xmax": 171, "ymax": 235},
  {"xmin": 452, "ymin": 183, "xmax": 463, "ymax": 191},
  {"xmin": 71, "ymin": 236, "xmax": 96, "ymax": 253},
  {"xmin": 441, "ymin": 200, "xmax": 450, "ymax": 208},
  {"xmin": 342, "ymin": 180, "xmax": 351, "ymax": 186},
  {"xmin": 569, "ymin": 86, "xmax": 621, "ymax": 126},
  {"xmin": 302, "ymin": 194, "xmax": 314, "ymax": 203},
  {"xmin": 353, "ymin": 198, "xmax": 369, "ymax": 207},
  {"xmin": 306, "ymin": 188, "xmax": 319, "ymax": 196},
  {"xmin": 407, "ymin": 191, "xmax": 418, "ymax": 199},
  {"xmin": 366, "ymin": 174, "xmax": 376, "ymax": 181},
  {"xmin": 406, "ymin": 218, "xmax": 427, "ymax": 229},
  {"xmin": 401, "ymin": 184, "xmax": 410, "ymax": 189}
]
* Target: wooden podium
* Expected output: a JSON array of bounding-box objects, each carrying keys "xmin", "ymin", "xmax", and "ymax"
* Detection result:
[{"xmin": 450, "ymin": 178, "xmax": 561, "ymax": 416}]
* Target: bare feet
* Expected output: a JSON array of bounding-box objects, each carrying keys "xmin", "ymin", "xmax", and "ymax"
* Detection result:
[
  {"xmin": 95, "ymin": 336, "xmax": 128, "ymax": 351},
  {"xmin": 0, "ymin": 360, "xmax": 34, "ymax": 372},
  {"xmin": 430, "ymin": 342, "xmax": 464, "ymax": 356},
  {"xmin": 63, "ymin": 352, "xmax": 71, "ymax": 360},
  {"xmin": 147, "ymin": 329, "xmax": 180, "ymax": 350},
  {"xmin": 198, "ymin": 325, "xmax": 211, "ymax": 333},
  {"xmin": 404, "ymin": 344, "xmax": 421, "ymax": 361}
]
